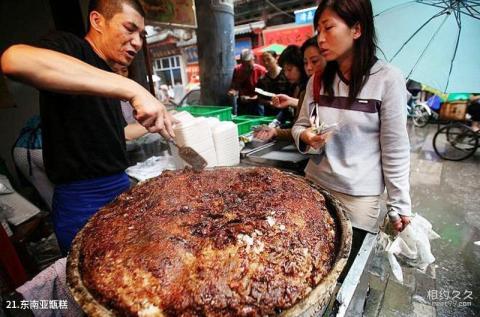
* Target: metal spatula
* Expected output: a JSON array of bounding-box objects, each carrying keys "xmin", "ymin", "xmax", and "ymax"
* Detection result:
[{"xmin": 169, "ymin": 139, "xmax": 207, "ymax": 171}]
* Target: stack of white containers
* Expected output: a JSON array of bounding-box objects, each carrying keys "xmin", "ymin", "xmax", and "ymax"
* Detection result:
[
  {"xmin": 172, "ymin": 112, "xmax": 217, "ymax": 168},
  {"xmin": 171, "ymin": 111, "xmax": 240, "ymax": 168},
  {"xmin": 212, "ymin": 121, "xmax": 240, "ymax": 166}
]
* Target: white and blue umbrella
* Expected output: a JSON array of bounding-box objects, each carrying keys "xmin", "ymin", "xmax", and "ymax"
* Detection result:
[{"xmin": 372, "ymin": 0, "xmax": 480, "ymax": 93}]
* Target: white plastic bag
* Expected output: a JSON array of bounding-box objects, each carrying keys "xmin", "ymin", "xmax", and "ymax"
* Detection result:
[{"xmin": 385, "ymin": 214, "xmax": 440, "ymax": 283}]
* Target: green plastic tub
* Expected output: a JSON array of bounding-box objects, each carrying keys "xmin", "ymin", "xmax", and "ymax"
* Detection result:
[
  {"xmin": 179, "ymin": 106, "xmax": 233, "ymax": 121},
  {"xmin": 236, "ymin": 115, "xmax": 276, "ymax": 126},
  {"xmin": 232, "ymin": 117, "xmax": 264, "ymax": 135},
  {"xmin": 232, "ymin": 118, "xmax": 251, "ymax": 135}
]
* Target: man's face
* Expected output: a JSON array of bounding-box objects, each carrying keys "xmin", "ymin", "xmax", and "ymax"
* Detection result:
[
  {"xmin": 262, "ymin": 53, "xmax": 277, "ymax": 73},
  {"xmin": 100, "ymin": 4, "xmax": 146, "ymax": 67},
  {"xmin": 241, "ymin": 59, "xmax": 254, "ymax": 69}
]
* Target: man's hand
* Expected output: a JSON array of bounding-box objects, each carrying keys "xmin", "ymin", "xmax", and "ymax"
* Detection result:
[
  {"xmin": 300, "ymin": 128, "xmax": 332, "ymax": 149},
  {"xmin": 130, "ymin": 91, "xmax": 175, "ymax": 140}
]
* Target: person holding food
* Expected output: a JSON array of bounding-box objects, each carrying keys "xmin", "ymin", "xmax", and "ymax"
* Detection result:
[
  {"xmin": 271, "ymin": 45, "xmax": 309, "ymax": 124},
  {"xmin": 228, "ymin": 49, "xmax": 266, "ymax": 116},
  {"xmin": 255, "ymin": 50, "xmax": 290, "ymax": 117},
  {"xmin": 254, "ymin": 37, "xmax": 326, "ymax": 141},
  {"xmin": 292, "ymin": 0, "xmax": 412, "ymax": 236}
]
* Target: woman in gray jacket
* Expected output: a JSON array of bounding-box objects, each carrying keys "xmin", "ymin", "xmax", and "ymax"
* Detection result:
[{"xmin": 293, "ymin": 0, "xmax": 412, "ymax": 235}]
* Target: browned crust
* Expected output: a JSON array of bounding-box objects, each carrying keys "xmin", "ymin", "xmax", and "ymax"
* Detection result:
[{"xmin": 67, "ymin": 167, "xmax": 352, "ymax": 317}]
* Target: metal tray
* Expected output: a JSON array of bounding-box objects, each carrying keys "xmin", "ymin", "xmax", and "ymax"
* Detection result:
[
  {"xmin": 244, "ymin": 141, "xmax": 309, "ymax": 172},
  {"xmin": 239, "ymin": 139, "xmax": 274, "ymax": 158}
]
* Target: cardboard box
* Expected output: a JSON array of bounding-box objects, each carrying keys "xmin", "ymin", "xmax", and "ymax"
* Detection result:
[{"xmin": 439, "ymin": 101, "xmax": 467, "ymax": 121}]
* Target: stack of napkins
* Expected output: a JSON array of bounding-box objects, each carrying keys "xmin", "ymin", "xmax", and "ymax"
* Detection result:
[{"xmin": 125, "ymin": 156, "xmax": 177, "ymax": 181}]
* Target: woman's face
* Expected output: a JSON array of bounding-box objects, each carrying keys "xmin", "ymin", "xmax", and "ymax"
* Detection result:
[
  {"xmin": 262, "ymin": 53, "xmax": 277, "ymax": 73},
  {"xmin": 303, "ymin": 45, "xmax": 326, "ymax": 77},
  {"xmin": 316, "ymin": 8, "xmax": 361, "ymax": 64},
  {"xmin": 283, "ymin": 64, "xmax": 301, "ymax": 84}
]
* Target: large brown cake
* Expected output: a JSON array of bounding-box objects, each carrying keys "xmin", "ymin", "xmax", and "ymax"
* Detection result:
[{"xmin": 72, "ymin": 167, "xmax": 338, "ymax": 316}]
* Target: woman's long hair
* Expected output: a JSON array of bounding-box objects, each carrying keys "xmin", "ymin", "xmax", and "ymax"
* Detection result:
[{"xmin": 314, "ymin": 0, "xmax": 377, "ymax": 103}]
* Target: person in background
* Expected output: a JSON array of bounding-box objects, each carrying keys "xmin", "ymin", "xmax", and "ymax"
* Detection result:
[
  {"xmin": 292, "ymin": 0, "xmax": 412, "ymax": 239},
  {"xmin": 12, "ymin": 115, "xmax": 54, "ymax": 210},
  {"xmin": 406, "ymin": 79, "xmax": 422, "ymax": 108},
  {"xmin": 1, "ymin": 0, "xmax": 175, "ymax": 254},
  {"xmin": 158, "ymin": 84, "xmax": 174, "ymax": 104},
  {"xmin": 267, "ymin": 45, "xmax": 309, "ymax": 127},
  {"xmin": 111, "ymin": 64, "xmax": 149, "ymax": 140},
  {"xmin": 467, "ymin": 94, "xmax": 480, "ymax": 132},
  {"xmin": 273, "ymin": 45, "xmax": 309, "ymax": 110},
  {"xmin": 255, "ymin": 37, "xmax": 326, "ymax": 141},
  {"xmin": 255, "ymin": 51, "xmax": 290, "ymax": 116},
  {"xmin": 228, "ymin": 48, "xmax": 266, "ymax": 115}
]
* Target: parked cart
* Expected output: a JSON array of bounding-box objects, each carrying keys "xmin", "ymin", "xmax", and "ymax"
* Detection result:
[{"xmin": 432, "ymin": 99, "xmax": 480, "ymax": 161}]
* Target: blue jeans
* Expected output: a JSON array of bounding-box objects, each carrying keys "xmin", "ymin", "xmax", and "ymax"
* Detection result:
[{"xmin": 52, "ymin": 172, "xmax": 130, "ymax": 255}]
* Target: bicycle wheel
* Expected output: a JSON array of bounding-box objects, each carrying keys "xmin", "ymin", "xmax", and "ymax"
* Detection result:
[
  {"xmin": 412, "ymin": 104, "xmax": 430, "ymax": 127},
  {"xmin": 433, "ymin": 124, "xmax": 478, "ymax": 161}
]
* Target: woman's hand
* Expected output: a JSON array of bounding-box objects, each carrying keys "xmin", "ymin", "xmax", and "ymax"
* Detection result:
[
  {"xmin": 271, "ymin": 94, "xmax": 296, "ymax": 109},
  {"xmin": 390, "ymin": 215, "xmax": 412, "ymax": 232},
  {"xmin": 254, "ymin": 127, "xmax": 277, "ymax": 141},
  {"xmin": 300, "ymin": 129, "xmax": 332, "ymax": 149},
  {"xmin": 228, "ymin": 89, "xmax": 238, "ymax": 96},
  {"xmin": 400, "ymin": 215, "xmax": 412, "ymax": 231},
  {"xmin": 240, "ymin": 95, "xmax": 258, "ymax": 102}
]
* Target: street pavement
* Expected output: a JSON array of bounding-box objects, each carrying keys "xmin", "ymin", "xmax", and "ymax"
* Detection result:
[{"xmin": 365, "ymin": 122, "xmax": 480, "ymax": 317}]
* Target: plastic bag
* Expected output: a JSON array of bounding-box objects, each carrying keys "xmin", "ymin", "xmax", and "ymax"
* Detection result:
[{"xmin": 385, "ymin": 214, "xmax": 440, "ymax": 283}]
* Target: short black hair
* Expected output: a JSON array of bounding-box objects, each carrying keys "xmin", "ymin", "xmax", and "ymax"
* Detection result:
[
  {"xmin": 262, "ymin": 50, "xmax": 278, "ymax": 59},
  {"xmin": 278, "ymin": 45, "xmax": 303, "ymax": 70},
  {"xmin": 300, "ymin": 37, "xmax": 319, "ymax": 58},
  {"xmin": 88, "ymin": 0, "xmax": 145, "ymax": 24},
  {"xmin": 278, "ymin": 45, "xmax": 308, "ymax": 87}
]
